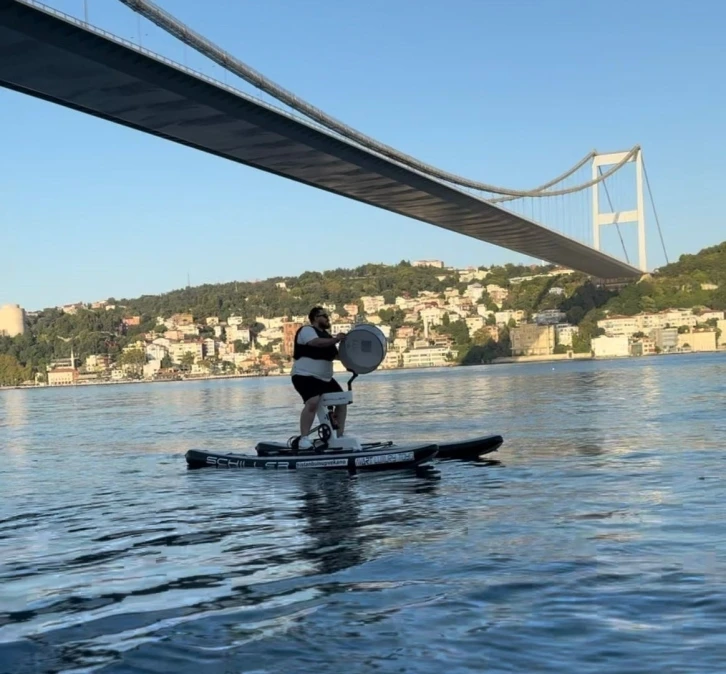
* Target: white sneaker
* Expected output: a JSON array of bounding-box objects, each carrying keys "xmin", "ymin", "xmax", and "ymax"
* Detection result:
[
  {"xmin": 343, "ymin": 434, "xmax": 360, "ymax": 446},
  {"xmin": 297, "ymin": 436, "xmax": 313, "ymax": 450}
]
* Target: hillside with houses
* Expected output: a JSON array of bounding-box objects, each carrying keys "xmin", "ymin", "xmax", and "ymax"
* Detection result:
[{"xmin": 1, "ymin": 242, "xmax": 724, "ymax": 387}]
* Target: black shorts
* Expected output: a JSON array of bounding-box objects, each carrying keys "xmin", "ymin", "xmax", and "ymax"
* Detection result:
[{"xmin": 291, "ymin": 374, "xmax": 342, "ymax": 403}]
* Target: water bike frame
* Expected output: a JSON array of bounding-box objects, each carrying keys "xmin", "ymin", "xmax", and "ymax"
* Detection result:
[{"xmin": 306, "ymin": 371, "xmax": 361, "ymax": 451}]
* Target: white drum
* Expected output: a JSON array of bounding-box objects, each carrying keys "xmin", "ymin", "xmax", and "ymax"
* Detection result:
[{"xmin": 338, "ymin": 323, "xmax": 387, "ymax": 375}]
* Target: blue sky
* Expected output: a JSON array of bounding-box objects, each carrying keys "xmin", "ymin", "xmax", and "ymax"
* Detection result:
[{"xmin": 3, "ymin": 0, "xmax": 725, "ymax": 310}]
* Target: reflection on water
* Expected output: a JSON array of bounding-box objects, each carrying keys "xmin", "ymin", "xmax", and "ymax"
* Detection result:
[
  {"xmin": 0, "ymin": 391, "xmax": 30, "ymax": 463},
  {"xmin": 1, "ymin": 353, "xmax": 726, "ymax": 673}
]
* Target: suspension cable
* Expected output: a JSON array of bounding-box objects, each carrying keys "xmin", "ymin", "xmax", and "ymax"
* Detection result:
[
  {"xmin": 642, "ymin": 156, "xmax": 669, "ymax": 265},
  {"xmin": 487, "ymin": 150, "xmax": 597, "ymax": 200},
  {"xmin": 115, "ymin": 0, "xmax": 639, "ymax": 199}
]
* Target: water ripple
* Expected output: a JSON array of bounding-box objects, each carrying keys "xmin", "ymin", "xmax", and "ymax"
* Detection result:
[{"xmin": 1, "ymin": 353, "xmax": 725, "ymax": 673}]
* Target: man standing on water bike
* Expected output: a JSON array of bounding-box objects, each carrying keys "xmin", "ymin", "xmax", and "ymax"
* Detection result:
[{"xmin": 291, "ymin": 306, "xmax": 347, "ymax": 449}]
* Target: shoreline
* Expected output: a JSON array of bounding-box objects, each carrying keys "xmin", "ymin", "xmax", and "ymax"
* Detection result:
[
  {"xmin": 489, "ymin": 348, "xmax": 725, "ymax": 366},
  {"xmin": 1, "ymin": 349, "xmax": 724, "ymax": 391}
]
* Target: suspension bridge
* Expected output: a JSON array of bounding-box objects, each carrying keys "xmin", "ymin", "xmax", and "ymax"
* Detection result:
[{"xmin": 0, "ymin": 0, "xmax": 668, "ymax": 279}]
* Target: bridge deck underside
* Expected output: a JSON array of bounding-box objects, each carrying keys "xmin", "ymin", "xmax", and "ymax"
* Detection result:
[{"xmin": 0, "ymin": 0, "xmax": 641, "ymax": 279}]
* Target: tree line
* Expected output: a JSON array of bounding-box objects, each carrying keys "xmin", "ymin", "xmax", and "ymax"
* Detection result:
[{"xmin": 1, "ymin": 243, "xmax": 723, "ymax": 385}]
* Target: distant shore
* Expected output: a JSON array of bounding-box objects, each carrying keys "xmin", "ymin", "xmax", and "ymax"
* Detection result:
[
  {"xmin": 0, "ymin": 366, "xmax": 412, "ymax": 391},
  {"xmin": 0, "ymin": 370, "xmax": 276, "ymax": 392},
  {"xmin": 2, "ymin": 349, "xmax": 724, "ymax": 392},
  {"xmin": 490, "ymin": 349, "xmax": 725, "ymax": 366}
]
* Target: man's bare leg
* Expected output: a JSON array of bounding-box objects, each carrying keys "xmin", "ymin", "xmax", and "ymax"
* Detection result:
[{"xmin": 300, "ymin": 396, "xmax": 319, "ymax": 437}]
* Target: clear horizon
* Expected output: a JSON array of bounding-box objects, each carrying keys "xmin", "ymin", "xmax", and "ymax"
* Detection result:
[{"xmin": 3, "ymin": 0, "xmax": 724, "ymax": 311}]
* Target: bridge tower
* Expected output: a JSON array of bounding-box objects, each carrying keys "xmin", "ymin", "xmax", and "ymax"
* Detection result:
[{"xmin": 591, "ymin": 149, "xmax": 647, "ymax": 272}]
